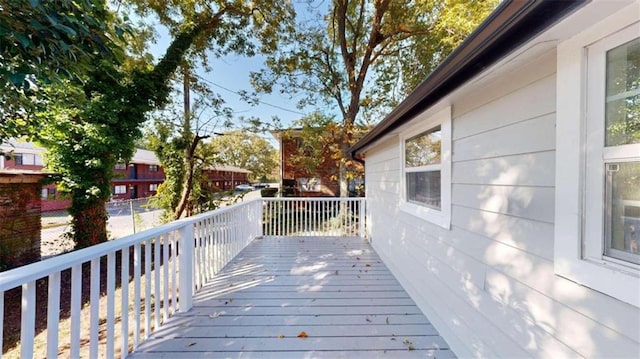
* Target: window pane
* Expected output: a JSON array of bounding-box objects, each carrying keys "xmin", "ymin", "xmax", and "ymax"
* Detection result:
[
  {"xmin": 605, "ymin": 162, "xmax": 640, "ymax": 264},
  {"xmin": 605, "ymin": 37, "xmax": 640, "ymax": 146},
  {"xmin": 406, "ymin": 171, "xmax": 441, "ymax": 209},
  {"xmin": 405, "ymin": 126, "xmax": 441, "ymax": 167}
]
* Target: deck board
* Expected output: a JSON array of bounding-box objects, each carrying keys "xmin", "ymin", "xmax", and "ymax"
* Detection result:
[{"xmin": 128, "ymin": 236, "xmax": 455, "ymax": 358}]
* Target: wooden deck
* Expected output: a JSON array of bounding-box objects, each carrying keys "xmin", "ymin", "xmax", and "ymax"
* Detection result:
[{"xmin": 128, "ymin": 236, "xmax": 455, "ymax": 358}]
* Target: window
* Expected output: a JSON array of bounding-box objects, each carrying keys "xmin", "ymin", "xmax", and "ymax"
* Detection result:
[
  {"xmin": 149, "ymin": 183, "xmax": 158, "ymax": 191},
  {"xmin": 114, "ymin": 185, "xmax": 127, "ymax": 194},
  {"xmin": 555, "ymin": 12, "xmax": 639, "ymax": 307},
  {"xmin": 115, "ymin": 163, "xmax": 126, "ymax": 170},
  {"xmin": 41, "ymin": 188, "xmax": 48, "ymax": 199},
  {"xmin": 399, "ymin": 106, "xmax": 451, "ymax": 229},
  {"xmin": 14, "ymin": 153, "xmax": 38, "ymax": 166},
  {"xmin": 405, "ymin": 127, "xmax": 442, "ymax": 209},
  {"xmin": 585, "ymin": 29, "xmax": 640, "ymax": 265},
  {"xmin": 149, "ymin": 165, "xmax": 159, "ymax": 172}
]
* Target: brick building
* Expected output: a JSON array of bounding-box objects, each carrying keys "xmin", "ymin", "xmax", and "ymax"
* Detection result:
[
  {"xmin": 203, "ymin": 165, "xmax": 251, "ymax": 191},
  {"xmin": 1, "ymin": 140, "xmax": 252, "ymax": 210},
  {"xmin": 111, "ymin": 149, "xmax": 165, "ymax": 200},
  {"xmin": 0, "ymin": 170, "xmax": 48, "ymax": 268},
  {"xmin": 272, "ymin": 129, "xmax": 340, "ymax": 197}
]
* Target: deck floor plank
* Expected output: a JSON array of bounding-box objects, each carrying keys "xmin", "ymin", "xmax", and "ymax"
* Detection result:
[{"xmin": 128, "ymin": 236, "xmax": 455, "ymax": 358}]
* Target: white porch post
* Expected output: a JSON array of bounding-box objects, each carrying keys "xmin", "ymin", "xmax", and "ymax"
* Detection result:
[{"xmin": 178, "ymin": 224, "xmax": 194, "ymax": 312}]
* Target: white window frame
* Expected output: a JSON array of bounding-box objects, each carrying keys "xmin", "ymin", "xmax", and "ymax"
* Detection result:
[
  {"xmin": 114, "ymin": 185, "xmax": 127, "ymax": 195},
  {"xmin": 149, "ymin": 183, "xmax": 158, "ymax": 192},
  {"xmin": 399, "ymin": 106, "xmax": 451, "ymax": 229},
  {"xmin": 555, "ymin": 6, "xmax": 639, "ymax": 308}
]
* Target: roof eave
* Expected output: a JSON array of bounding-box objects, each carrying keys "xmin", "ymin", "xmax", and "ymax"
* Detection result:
[{"xmin": 350, "ymin": 0, "xmax": 588, "ymax": 157}]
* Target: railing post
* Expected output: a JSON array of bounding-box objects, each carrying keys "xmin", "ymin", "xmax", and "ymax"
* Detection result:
[
  {"xmin": 359, "ymin": 198, "xmax": 366, "ymax": 239},
  {"xmin": 178, "ymin": 223, "xmax": 194, "ymax": 312},
  {"xmin": 257, "ymin": 199, "xmax": 264, "ymax": 238}
]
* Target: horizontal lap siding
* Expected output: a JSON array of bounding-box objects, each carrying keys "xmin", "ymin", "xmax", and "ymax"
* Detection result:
[{"xmin": 365, "ymin": 48, "xmax": 639, "ymax": 358}]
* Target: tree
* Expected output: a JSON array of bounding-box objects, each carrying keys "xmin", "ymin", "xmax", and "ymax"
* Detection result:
[
  {"xmin": 144, "ymin": 74, "xmax": 232, "ymax": 220},
  {"xmin": 32, "ymin": 1, "xmax": 295, "ymax": 249},
  {"xmin": 252, "ymin": 0, "xmax": 498, "ymax": 197},
  {"xmin": 0, "ymin": 0, "xmax": 126, "ymax": 141},
  {"xmin": 206, "ymin": 130, "xmax": 278, "ymax": 182}
]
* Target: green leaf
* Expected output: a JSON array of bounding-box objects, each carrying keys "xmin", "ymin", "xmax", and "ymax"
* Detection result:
[
  {"xmin": 54, "ymin": 24, "xmax": 77, "ymax": 37},
  {"xmin": 9, "ymin": 72, "xmax": 26, "ymax": 86},
  {"xmin": 15, "ymin": 33, "xmax": 31, "ymax": 49}
]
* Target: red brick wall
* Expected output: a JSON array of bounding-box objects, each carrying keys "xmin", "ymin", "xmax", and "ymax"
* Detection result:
[
  {"xmin": 0, "ymin": 182, "xmax": 41, "ymax": 268},
  {"xmin": 204, "ymin": 170, "xmax": 250, "ymax": 191},
  {"xmin": 281, "ymin": 136, "xmax": 339, "ymax": 196}
]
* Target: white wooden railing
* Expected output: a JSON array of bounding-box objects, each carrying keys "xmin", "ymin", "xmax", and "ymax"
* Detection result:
[
  {"xmin": 262, "ymin": 197, "xmax": 366, "ymax": 238},
  {"xmin": 0, "ymin": 196, "xmax": 366, "ymax": 358},
  {"xmin": 0, "ymin": 199, "xmax": 262, "ymax": 359}
]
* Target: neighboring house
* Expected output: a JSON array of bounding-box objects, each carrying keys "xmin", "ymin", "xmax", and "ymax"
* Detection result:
[
  {"xmin": 203, "ymin": 165, "xmax": 251, "ymax": 191},
  {"xmin": 351, "ymin": 1, "xmax": 639, "ymax": 358},
  {"xmin": 111, "ymin": 149, "xmax": 165, "ymax": 201},
  {"xmin": 0, "ymin": 139, "xmax": 69, "ymax": 211},
  {"xmin": 272, "ymin": 129, "xmax": 339, "ymax": 196},
  {"xmin": 273, "ymin": 129, "xmax": 364, "ymax": 196},
  {"xmin": 0, "ymin": 141, "xmax": 252, "ymax": 209}
]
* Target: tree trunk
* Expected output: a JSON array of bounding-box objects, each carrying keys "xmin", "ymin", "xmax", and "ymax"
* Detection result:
[
  {"xmin": 70, "ymin": 197, "xmax": 109, "ymax": 249},
  {"xmin": 339, "ymin": 145, "xmax": 349, "ymax": 198}
]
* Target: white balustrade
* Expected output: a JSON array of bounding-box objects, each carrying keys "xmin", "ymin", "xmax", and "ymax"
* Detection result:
[
  {"xmin": 262, "ymin": 197, "xmax": 367, "ymax": 238},
  {"xmin": 0, "ymin": 198, "xmax": 263, "ymax": 358},
  {"xmin": 0, "ymin": 197, "xmax": 365, "ymax": 358}
]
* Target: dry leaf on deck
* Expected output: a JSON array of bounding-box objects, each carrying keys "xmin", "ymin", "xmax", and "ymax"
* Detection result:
[{"xmin": 297, "ymin": 331, "xmax": 308, "ymax": 338}]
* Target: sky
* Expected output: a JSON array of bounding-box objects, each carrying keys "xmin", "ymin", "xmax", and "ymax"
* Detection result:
[{"xmin": 147, "ymin": 12, "xmax": 319, "ymax": 143}]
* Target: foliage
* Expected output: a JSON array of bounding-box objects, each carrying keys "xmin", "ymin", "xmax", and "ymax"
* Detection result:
[
  {"xmin": 27, "ymin": 0, "xmax": 295, "ymax": 248},
  {"xmin": 0, "ymin": 0, "xmax": 127, "ymax": 141},
  {"xmin": 252, "ymin": 0, "xmax": 498, "ymax": 196},
  {"xmin": 205, "ymin": 130, "xmax": 278, "ymax": 182}
]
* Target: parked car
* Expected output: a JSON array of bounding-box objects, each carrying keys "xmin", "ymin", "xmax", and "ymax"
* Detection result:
[{"xmin": 235, "ymin": 184, "xmax": 254, "ymax": 191}]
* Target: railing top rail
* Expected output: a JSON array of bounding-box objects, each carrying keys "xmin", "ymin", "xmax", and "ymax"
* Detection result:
[
  {"xmin": 265, "ymin": 197, "xmax": 364, "ymax": 202},
  {"xmin": 0, "ymin": 198, "xmax": 262, "ymax": 292}
]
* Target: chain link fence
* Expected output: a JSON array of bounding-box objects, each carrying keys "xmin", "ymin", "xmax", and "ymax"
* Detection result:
[{"xmin": 41, "ymin": 198, "xmax": 164, "ymax": 258}]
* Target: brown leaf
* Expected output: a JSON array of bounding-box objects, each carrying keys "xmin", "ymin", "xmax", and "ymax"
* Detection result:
[
  {"xmin": 297, "ymin": 331, "xmax": 308, "ymax": 338},
  {"xmin": 365, "ymin": 264, "xmax": 371, "ymax": 267},
  {"xmin": 278, "ymin": 334, "xmax": 285, "ymax": 339}
]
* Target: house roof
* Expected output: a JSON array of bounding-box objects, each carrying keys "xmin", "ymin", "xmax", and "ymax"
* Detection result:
[
  {"xmin": 206, "ymin": 165, "xmax": 252, "ymax": 174},
  {"xmin": 1, "ymin": 139, "xmax": 162, "ymax": 165},
  {"xmin": 350, "ymin": 0, "xmax": 587, "ymax": 157}
]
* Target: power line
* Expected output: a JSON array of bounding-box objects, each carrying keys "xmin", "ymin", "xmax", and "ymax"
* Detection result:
[{"xmin": 193, "ymin": 74, "xmax": 307, "ymax": 116}]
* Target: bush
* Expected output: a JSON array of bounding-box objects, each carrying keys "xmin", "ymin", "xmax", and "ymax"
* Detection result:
[{"xmin": 261, "ymin": 188, "xmax": 278, "ymax": 197}]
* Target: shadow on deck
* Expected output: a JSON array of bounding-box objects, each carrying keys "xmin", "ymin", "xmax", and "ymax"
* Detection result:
[{"xmin": 128, "ymin": 236, "xmax": 454, "ymax": 358}]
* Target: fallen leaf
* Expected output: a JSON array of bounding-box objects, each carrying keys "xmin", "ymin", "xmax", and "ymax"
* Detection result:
[
  {"xmin": 356, "ymin": 257, "xmax": 361, "ymax": 260},
  {"xmin": 278, "ymin": 334, "xmax": 285, "ymax": 339},
  {"xmin": 365, "ymin": 264, "xmax": 371, "ymax": 267},
  {"xmin": 365, "ymin": 317, "xmax": 372, "ymax": 322},
  {"xmin": 408, "ymin": 345, "xmax": 415, "ymax": 351},
  {"xmin": 390, "ymin": 337, "xmax": 396, "ymax": 341},
  {"xmin": 297, "ymin": 331, "xmax": 308, "ymax": 338},
  {"xmin": 209, "ymin": 312, "xmax": 223, "ymax": 318},
  {"xmin": 403, "ymin": 338, "xmax": 412, "ymax": 345},
  {"xmin": 352, "ymin": 264, "xmax": 356, "ymax": 267},
  {"xmin": 386, "ymin": 317, "xmax": 390, "ymax": 324},
  {"xmin": 187, "ymin": 342, "xmax": 197, "ymax": 347}
]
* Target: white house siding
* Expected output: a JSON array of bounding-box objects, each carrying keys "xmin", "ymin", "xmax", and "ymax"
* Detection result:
[{"xmin": 365, "ymin": 48, "xmax": 640, "ymax": 357}]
